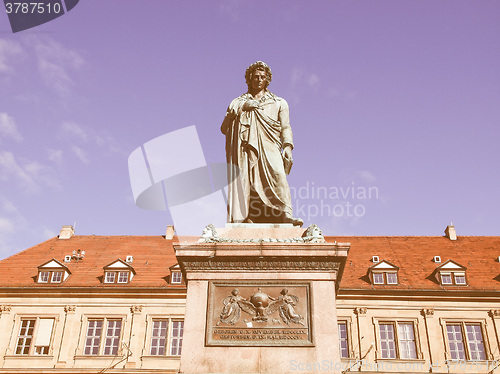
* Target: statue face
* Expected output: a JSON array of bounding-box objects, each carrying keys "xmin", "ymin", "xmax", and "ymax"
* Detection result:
[
  {"xmin": 251, "ymin": 69, "xmax": 267, "ymax": 91},
  {"xmin": 202, "ymin": 227, "xmax": 213, "ymax": 237}
]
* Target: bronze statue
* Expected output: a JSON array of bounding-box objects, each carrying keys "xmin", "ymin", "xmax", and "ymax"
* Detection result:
[{"xmin": 221, "ymin": 61, "xmax": 303, "ymax": 226}]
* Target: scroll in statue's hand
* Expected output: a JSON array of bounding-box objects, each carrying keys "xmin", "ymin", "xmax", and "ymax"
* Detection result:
[
  {"xmin": 242, "ymin": 100, "xmax": 260, "ymax": 111},
  {"xmin": 283, "ymin": 147, "xmax": 293, "ymax": 175}
]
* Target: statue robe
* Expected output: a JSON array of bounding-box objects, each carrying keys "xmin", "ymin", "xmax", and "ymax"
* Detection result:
[{"xmin": 221, "ymin": 91, "xmax": 294, "ymax": 223}]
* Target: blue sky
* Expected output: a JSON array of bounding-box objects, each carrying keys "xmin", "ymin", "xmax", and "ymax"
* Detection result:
[{"xmin": 0, "ymin": 1, "xmax": 499, "ymax": 259}]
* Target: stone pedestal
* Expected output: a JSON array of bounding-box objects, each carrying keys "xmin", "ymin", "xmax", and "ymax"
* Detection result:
[{"xmin": 175, "ymin": 224, "xmax": 349, "ymax": 374}]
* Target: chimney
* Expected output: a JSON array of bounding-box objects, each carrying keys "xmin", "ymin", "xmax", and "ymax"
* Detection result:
[
  {"xmin": 59, "ymin": 225, "xmax": 75, "ymax": 239},
  {"xmin": 444, "ymin": 223, "xmax": 457, "ymax": 241},
  {"xmin": 165, "ymin": 225, "xmax": 175, "ymax": 240}
]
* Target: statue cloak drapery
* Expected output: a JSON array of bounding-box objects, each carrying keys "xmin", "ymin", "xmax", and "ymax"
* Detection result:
[{"xmin": 221, "ymin": 91, "xmax": 294, "ymax": 223}]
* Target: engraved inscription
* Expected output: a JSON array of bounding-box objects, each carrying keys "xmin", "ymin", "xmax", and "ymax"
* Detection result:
[
  {"xmin": 213, "ymin": 328, "xmax": 309, "ymax": 341},
  {"xmin": 183, "ymin": 260, "xmax": 339, "ymax": 271}
]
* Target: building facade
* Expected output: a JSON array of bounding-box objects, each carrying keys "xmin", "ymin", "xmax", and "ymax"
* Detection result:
[{"xmin": 0, "ymin": 225, "xmax": 499, "ymax": 373}]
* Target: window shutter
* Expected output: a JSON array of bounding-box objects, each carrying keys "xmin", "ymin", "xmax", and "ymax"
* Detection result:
[{"xmin": 34, "ymin": 319, "xmax": 54, "ymax": 346}]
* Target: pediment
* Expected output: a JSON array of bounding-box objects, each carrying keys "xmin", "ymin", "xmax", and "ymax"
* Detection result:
[
  {"xmin": 103, "ymin": 259, "xmax": 135, "ymax": 273},
  {"xmin": 369, "ymin": 260, "xmax": 399, "ymax": 271},
  {"xmin": 435, "ymin": 260, "xmax": 466, "ymax": 271},
  {"xmin": 38, "ymin": 258, "xmax": 70, "ymax": 272}
]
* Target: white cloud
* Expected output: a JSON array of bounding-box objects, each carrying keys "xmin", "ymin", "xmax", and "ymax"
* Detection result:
[
  {"xmin": 0, "ymin": 113, "xmax": 23, "ymax": 142},
  {"xmin": 0, "ymin": 216, "xmax": 15, "ymax": 234},
  {"xmin": 96, "ymin": 135, "xmax": 121, "ymax": 154},
  {"xmin": 47, "ymin": 148, "xmax": 63, "ymax": 164},
  {"xmin": 40, "ymin": 226, "xmax": 57, "ymax": 240},
  {"xmin": 291, "ymin": 68, "xmax": 303, "ymax": 86},
  {"xmin": 307, "ymin": 74, "xmax": 320, "ymax": 91},
  {"xmin": 33, "ymin": 37, "xmax": 84, "ymax": 96},
  {"xmin": 0, "ymin": 196, "xmax": 56, "ymax": 259},
  {"xmin": 356, "ymin": 170, "xmax": 377, "ymax": 184},
  {"xmin": 0, "ymin": 39, "xmax": 24, "ymax": 74},
  {"xmin": 59, "ymin": 121, "xmax": 122, "ymax": 163},
  {"xmin": 0, "ymin": 151, "xmax": 37, "ymax": 191},
  {"xmin": 61, "ymin": 121, "xmax": 88, "ymax": 142},
  {"xmin": 0, "ymin": 151, "xmax": 60, "ymax": 192},
  {"xmin": 71, "ymin": 145, "xmax": 89, "ymax": 164},
  {"xmin": 289, "ymin": 68, "xmax": 321, "ymax": 95},
  {"xmin": 1, "ymin": 199, "xmax": 18, "ymax": 214}
]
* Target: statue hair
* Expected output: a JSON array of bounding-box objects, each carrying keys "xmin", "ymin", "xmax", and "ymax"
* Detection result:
[
  {"xmin": 304, "ymin": 224, "xmax": 321, "ymax": 237},
  {"xmin": 203, "ymin": 224, "xmax": 217, "ymax": 237},
  {"xmin": 245, "ymin": 61, "xmax": 272, "ymax": 89}
]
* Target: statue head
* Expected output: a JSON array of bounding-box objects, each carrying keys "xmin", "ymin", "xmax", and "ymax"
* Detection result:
[
  {"xmin": 201, "ymin": 224, "xmax": 217, "ymax": 238},
  {"xmin": 304, "ymin": 224, "xmax": 322, "ymax": 238},
  {"xmin": 280, "ymin": 288, "xmax": 289, "ymax": 296},
  {"xmin": 245, "ymin": 61, "xmax": 272, "ymax": 90},
  {"xmin": 231, "ymin": 289, "xmax": 239, "ymax": 296}
]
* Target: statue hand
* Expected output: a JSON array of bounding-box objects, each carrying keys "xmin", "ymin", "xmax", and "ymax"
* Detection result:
[
  {"xmin": 283, "ymin": 146, "xmax": 292, "ymax": 162},
  {"xmin": 243, "ymin": 100, "xmax": 260, "ymax": 111},
  {"xmin": 283, "ymin": 146, "xmax": 293, "ymax": 174}
]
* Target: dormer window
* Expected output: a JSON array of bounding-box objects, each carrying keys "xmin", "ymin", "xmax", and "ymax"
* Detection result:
[
  {"xmin": 51, "ymin": 271, "xmax": 63, "ymax": 283},
  {"xmin": 454, "ymin": 273, "xmax": 466, "ymax": 284},
  {"xmin": 172, "ymin": 272, "xmax": 182, "ymax": 284},
  {"xmin": 435, "ymin": 260, "xmax": 467, "ymax": 286},
  {"xmin": 38, "ymin": 272, "xmax": 50, "ymax": 283},
  {"xmin": 373, "ymin": 273, "xmax": 384, "ymax": 284},
  {"xmin": 103, "ymin": 259, "xmax": 135, "ymax": 285},
  {"xmin": 169, "ymin": 263, "xmax": 183, "ymax": 284},
  {"xmin": 118, "ymin": 271, "xmax": 129, "ymax": 283},
  {"xmin": 37, "ymin": 259, "xmax": 71, "ymax": 284},
  {"xmin": 386, "ymin": 272, "xmax": 398, "ymax": 284},
  {"xmin": 368, "ymin": 260, "xmax": 399, "ymax": 286},
  {"xmin": 105, "ymin": 272, "xmax": 116, "ymax": 283},
  {"xmin": 440, "ymin": 272, "xmax": 466, "ymax": 285}
]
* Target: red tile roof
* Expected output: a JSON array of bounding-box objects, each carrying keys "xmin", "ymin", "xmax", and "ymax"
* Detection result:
[
  {"xmin": 332, "ymin": 236, "xmax": 500, "ymax": 292},
  {"xmin": 0, "ymin": 235, "xmax": 499, "ymax": 293},
  {"xmin": 0, "ymin": 236, "xmax": 183, "ymax": 289}
]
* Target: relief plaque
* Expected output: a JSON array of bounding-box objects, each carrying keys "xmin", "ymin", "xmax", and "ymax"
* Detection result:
[{"xmin": 206, "ymin": 282, "xmax": 313, "ymax": 346}]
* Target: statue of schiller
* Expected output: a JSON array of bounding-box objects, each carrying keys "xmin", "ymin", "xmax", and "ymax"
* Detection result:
[{"xmin": 221, "ymin": 61, "xmax": 303, "ymax": 226}]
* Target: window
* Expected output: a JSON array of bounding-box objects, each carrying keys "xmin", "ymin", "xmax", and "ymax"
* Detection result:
[
  {"xmin": 38, "ymin": 270, "xmax": 67, "ymax": 284},
  {"xmin": 338, "ymin": 321, "xmax": 349, "ymax": 358},
  {"xmin": 84, "ymin": 319, "xmax": 122, "ymax": 356},
  {"xmin": 171, "ymin": 272, "xmax": 182, "ymax": 284},
  {"xmin": 38, "ymin": 272, "xmax": 49, "ymax": 283},
  {"xmin": 372, "ymin": 272, "xmax": 398, "ymax": 285},
  {"xmin": 150, "ymin": 320, "xmax": 168, "ymax": 355},
  {"xmin": 51, "ymin": 271, "xmax": 63, "ymax": 283},
  {"xmin": 103, "ymin": 260, "xmax": 135, "ymax": 285},
  {"xmin": 378, "ymin": 322, "xmax": 417, "ymax": 359},
  {"xmin": 147, "ymin": 318, "xmax": 184, "ymax": 357},
  {"xmin": 36, "ymin": 259, "xmax": 70, "ymax": 284},
  {"xmin": 117, "ymin": 272, "xmax": 129, "ymax": 283},
  {"xmin": 170, "ymin": 321, "xmax": 183, "ymax": 356},
  {"xmin": 84, "ymin": 320, "xmax": 102, "ymax": 355},
  {"xmin": 373, "ymin": 273, "xmax": 384, "ymax": 284},
  {"xmin": 454, "ymin": 274, "xmax": 466, "ymax": 285},
  {"xmin": 435, "ymin": 260, "xmax": 467, "ymax": 286},
  {"xmin": 104, "ymin": 270, "xmax": 132, "ymax": 284},
  {"xmin": 441, "ymin": 274, "xmax": 452, "ymax": 284},
  {"xmin": 15, "ymin": 318, "xmax": 54, "ymax": 355},
  {"xmin": 105, "ymin": 272, "xmax": 116, "ymax": 283},
  {"xmin": 103, "ymin": 320, "xmax": 122, "ymax": 355},
  {"xmin": 446, "ymin": 323, "xmax": 486, "ymax": 361},
  {"xmin": 440, "ymin": 272, "xmax": 467, "ymax": 286},
  {"xmin": 369, "ymin": 260, "xmax": 399, "ymax": 286}
]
